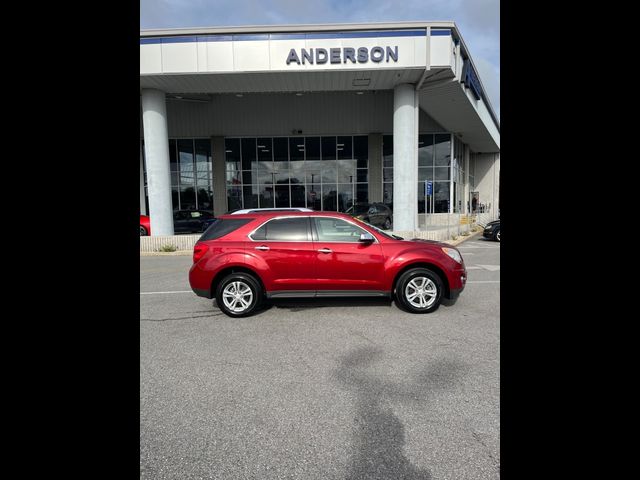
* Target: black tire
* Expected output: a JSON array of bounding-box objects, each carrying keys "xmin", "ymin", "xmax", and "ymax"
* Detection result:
[
  {"xmin": 140, "ymin": 225, "xmax": 148, "ymax": 236},
  {"xmin": 215, "ymin": 272, "xmax": 263, "ymax": 318},
  {"xmin": 494, "ymin": 229, "xmax": 500, "ymax": 242},
  {"xmin": 383, "ymin": 217, "xmax": 392, "ymax": 230},
  {"xmin": 394, "ymin": 268, "xmax": 444, "ymax": 314}
]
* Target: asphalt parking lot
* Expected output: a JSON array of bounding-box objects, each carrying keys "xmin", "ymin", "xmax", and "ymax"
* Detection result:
[{"xmin": 140, "ymin": 235, "xmax": 500, "ymax": 479}]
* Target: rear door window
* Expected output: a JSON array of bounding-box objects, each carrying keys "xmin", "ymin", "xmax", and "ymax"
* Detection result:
[{"xmin": 251, "ymin": 217, "xmax": 310, "ymax": 241}]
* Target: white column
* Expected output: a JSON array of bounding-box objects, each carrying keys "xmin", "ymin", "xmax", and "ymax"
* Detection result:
[
  {"xmin": 141, "ymin": 89, "xmax": 174, "ymax": 236},
  {"xmin": 392, "ymin": 84, "xmax": 418, "ymax": 231},
  {"xmin": 139, "ymin": 140, "xmax": 146, "ymax": 215}
]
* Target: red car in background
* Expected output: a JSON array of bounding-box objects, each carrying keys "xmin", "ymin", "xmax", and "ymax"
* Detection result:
[
  {"xmin": 140, "ymin": 215, "xmax": 151, "ymax": 236},
  {"xmin": 140, "ymin": 211, "xmax": 216, "ymax": 236},
  {"xmin": 189, "ymin": 211, "xmax": 466, "ymax": 317}
]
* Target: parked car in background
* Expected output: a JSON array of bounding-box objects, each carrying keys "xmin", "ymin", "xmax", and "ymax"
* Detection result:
[
  {"xmin": 189, "ymin": 211, "xmax": 466, "ymax": 317},
  {"xmin": 482, "ymin": 220, "xmax": 500, "ymax": 242},
  {"xmin": 140, "ymin": 215, "xmax": 151, "ymax": 236},
  {"xmin": 346, "ymin": 203, "xmax": 393, "ymax": 230},
  {"xmin": 139, "ymin": 210, "xmax": 215, "ymax": 236}
]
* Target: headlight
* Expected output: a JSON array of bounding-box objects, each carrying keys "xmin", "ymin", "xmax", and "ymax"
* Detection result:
[{"xmin": 442, "ymin": 247, "xmax": 463, "ymax": 264}]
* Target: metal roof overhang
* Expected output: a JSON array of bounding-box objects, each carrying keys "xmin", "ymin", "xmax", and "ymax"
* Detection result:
[{"xmin": 140, "ymin": 66, "xmax": 499, "ymax": 153}]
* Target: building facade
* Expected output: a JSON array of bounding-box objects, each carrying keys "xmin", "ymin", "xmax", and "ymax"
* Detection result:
[{"xmin": 140, "ymin": 22, "xmax": 500, "ymax": 235}]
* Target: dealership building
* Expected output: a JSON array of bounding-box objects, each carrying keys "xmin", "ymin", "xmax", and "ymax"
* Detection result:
[{"xmin": 140, "ymin": 21, "xmax": 500, "ymax": 235}]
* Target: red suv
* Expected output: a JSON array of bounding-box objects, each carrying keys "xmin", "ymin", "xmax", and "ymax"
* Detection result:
[{"xmin": 189, "ymin": 212, "xmax": 466, "ymax": 317}]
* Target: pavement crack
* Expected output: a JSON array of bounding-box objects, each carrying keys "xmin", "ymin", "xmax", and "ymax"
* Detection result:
[{"xmin": 472, "ymin": 431, "xmax": 500, "ymax": 469}]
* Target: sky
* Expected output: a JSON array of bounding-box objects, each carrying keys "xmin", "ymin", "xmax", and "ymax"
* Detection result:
[{"xmin": 140, "ymin": 0, "xmax": 500, "ymax": 119}]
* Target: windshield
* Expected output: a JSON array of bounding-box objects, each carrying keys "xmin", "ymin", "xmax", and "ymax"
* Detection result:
[{"xmin": 351, "ymin": 216, "xmax": 403, "ymax": 240}]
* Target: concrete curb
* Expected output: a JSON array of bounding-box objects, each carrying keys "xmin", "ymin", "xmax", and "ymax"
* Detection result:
[
  {"xmin": 445, "ymin": 230, "xmax": 483, "ymax": 246},
  {"xmin": 140, "ymin": 250, "xmax": 192, "ymax": 256}
]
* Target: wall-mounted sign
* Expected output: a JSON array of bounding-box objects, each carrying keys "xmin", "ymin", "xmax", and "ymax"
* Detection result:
[
  {"xmin": 425, "ymin": 180, "xmax": 433, "ymax": 196},
  {"xmin": 461, "ymin": 60, "xmax": 483, "ymax": 100},
  {"xmin": 286, "ymin": 46, "xmax": 398, "ymax": 65}
]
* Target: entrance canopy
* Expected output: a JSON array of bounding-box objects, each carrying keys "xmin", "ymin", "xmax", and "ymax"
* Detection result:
[{"xmin": 141, "ymin": 21, "xmax": 499, "ymax": 152}]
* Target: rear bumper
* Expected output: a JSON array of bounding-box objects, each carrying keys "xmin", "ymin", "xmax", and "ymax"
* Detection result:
[{"xmin": 192, "ymin": 287, "xmax": 212, "ymax": 299}]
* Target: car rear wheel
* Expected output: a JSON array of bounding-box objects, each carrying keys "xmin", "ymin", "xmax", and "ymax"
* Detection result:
[
  {"xmin": 383, "ymin": 217, "xmax": 392, "ymax": 230},
  {"xmin": 395, "ymin": 268, "xmax": 443, "ymax": 314},
  {"xmin": 216, "ymin": 273, "xmax": 262, "ymax": 318},
  {"xmin": 494, "ymin": 229, "xmax": 500, "ymax": 242},
  {"xmin": 140, "ymin": 225, "xmax": 148, "ymax": 236}
]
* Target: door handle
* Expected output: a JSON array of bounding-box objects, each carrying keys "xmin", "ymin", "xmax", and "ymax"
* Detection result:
[
  {"xmin": 317, "ymin": 248, "xmax": 332, "ymax": 254},
  {"xmin": 255, "ymin": 245, "xmax": 269, "ymax": 251}
]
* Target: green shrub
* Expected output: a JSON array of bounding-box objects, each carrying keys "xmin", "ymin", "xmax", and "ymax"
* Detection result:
[{"xmin": 159, "ymin": 244, "xmax": 177, "ymax": 252}]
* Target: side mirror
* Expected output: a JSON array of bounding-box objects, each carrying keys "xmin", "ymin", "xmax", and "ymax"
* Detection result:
[{"xmin": 359, "ymin": 233, "xmax": 374, "ymax": 242}]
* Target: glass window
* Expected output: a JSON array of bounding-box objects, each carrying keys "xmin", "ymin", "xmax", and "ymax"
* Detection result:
[
  {"xmin": 434, "ymin": 134, "xmax": 451, "ymax": 166},
  {"xmin": 225, "ymin": 138, "xmax": 241, "ymax": 171},
  {"xmin": 382, "ymin": 135, "xmax": 393, "ymax": 167},
  {"xmin": 200, "ymin": 218, "xmax": 253, "ymax": 241},
  {"xmin": 273, "ymin": 137, "xmax": 288, "ymax": 163},
  {"xmin": 322, "ymin": 183, "xmax": 337, "ymax": 211},
  {"xmin": 243, "ymin": 185, "xmax": 258, "ymax": 208},
  {"xmin": 321, "ymin": 136, "xmax": 336, "ymax": 160},
  {"xmin": 337, "ymin": 136, "xmax": 353, "ymax": 160},
  {"xmin": 290, "ymin": 182, "xmax": 306, "ymax": 207},
  {"xmin": 197, "ymin": 187, "xmax": 213, "ymax": 211},
  {"xmin": 418, "ymin": 134, "xmax": 434, "ymax": 167},
  {"xmin": 337, "ymin": 159, "xmax": 356, "ymax": 183},
  {"xmin": 354, "ymin": 135, "xmax": 368, "ymax": 168},
  {"xmin": 356, "ymin": 169, "xmax": 368, "ymax": 183},
  {"xmin": 241, "ymin": 138, "xmax": 256, "ymax": 170},
  {"xmin": 314, "ymin": 217, "xmax": 367, "ymax": 243},
  {"xmin": 290, "ymin": 137, "xmax": 305, "ymax": 161},
  {"xmin": 357, "ymin": 183, "xmax": 369, "ymax": 204},
  {"xmin": 252, "ymin": 217, "xmax": 309, "ymax": 241},
  {"xmin": 338, "ymin": 184, "xmax": 355, "ymax": 212},
  {"xmin": 418, "ymin": 167, "xmax": 433, "ymax": 182},
  {"xmin": 227, "ymin": 186, "xmax": 242, "ymax": 211},
  {"xmin": 434, "ymin": 182, "xmax": 450, "ymax": 213},
  {"xmin": 434, "ymin": 167, "xmax": 450, "ymax": 181},
  {"xmin": 257, "ymin": 138, "xmax": 273, "ymax": 162},
  {"xmin": 259, "ymin": 184, "xmax": 274, "ymax": 208},
  {"xmin": 169, "ymin": 139, "xmax": 178, "ymax": 171},
  {"xmin": 195, "ymin": 139, "xmax": 211, "ymax": 165},
  {"xmin": 275, "ymin": 184, "xmax": 290, "ymax": 208},
  {"xmin": 179, "ymin": 185, "xmax": 196, "ymax": 211}
]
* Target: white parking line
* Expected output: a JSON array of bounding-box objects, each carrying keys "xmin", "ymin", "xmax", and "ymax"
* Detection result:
[{"xmin": 140, "ymin": 290, "xmax": 193, "ymax": 295}]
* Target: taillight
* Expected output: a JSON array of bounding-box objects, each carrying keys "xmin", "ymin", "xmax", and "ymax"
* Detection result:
[{"xmin": 193, "ymin": 243, "xmax": 209, "ymax": 263}]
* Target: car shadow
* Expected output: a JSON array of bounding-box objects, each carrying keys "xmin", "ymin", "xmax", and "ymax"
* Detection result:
[
  {"xmin": 265, "ymin": 297, "xmax": 394, "ymax": 313},
  {"xmin": 333, "ymin": 347, "xmax": 466, "ymax": 480}
]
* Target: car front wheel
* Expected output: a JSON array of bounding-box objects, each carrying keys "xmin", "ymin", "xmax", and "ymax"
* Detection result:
[
  {"xmin": 383, "ymin": 217, "xmax": 392, "ymax": 230},
  {"xmin": 395, "ymin": 268, "xmax": 443, "ymax": 314},
  {"xmin": 494, "ymin": 229, "xmax": 500, "ymax": 242},
  {"xmin": 140, "ymin": 225, "xmax": 148, "ymax": 236},
  {"xmin": 216, "ymin": 273, "xmax": 263, "ymax": 317}
]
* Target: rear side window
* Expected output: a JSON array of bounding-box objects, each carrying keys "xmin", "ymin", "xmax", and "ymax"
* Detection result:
[
  {"xmin": 251, "ymin": 217, "xmax": 309, "ymax": 241},
  {"xmin": 199, "ymin": 218, "xmax": 253, "ymax": 241}
]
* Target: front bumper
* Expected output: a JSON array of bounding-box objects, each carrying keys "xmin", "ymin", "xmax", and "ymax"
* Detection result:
[
  {"xmin": 446, "ymin": 266, "xmax": 466, "ymax": 299},
  {"xmin": 483, "ymin": 229, "xmax": 495, "ymax": 239}
]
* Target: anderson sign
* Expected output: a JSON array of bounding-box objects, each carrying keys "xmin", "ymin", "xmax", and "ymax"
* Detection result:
[{"xmin": 286, "ymin": 46, "xmax": 399, "ymax": 65}]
